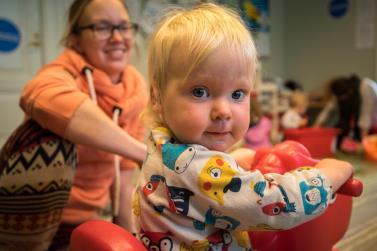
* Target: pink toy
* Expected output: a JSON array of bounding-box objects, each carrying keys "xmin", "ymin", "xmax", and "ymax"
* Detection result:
[{"xmin": 70, "ymin": 141, "xmax": 362, "ymax": 251}]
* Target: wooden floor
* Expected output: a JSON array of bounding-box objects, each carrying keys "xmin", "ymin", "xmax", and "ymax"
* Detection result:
[{"xmin": 334, "ymin": 151, "xmax": 377, "ymax": 251}]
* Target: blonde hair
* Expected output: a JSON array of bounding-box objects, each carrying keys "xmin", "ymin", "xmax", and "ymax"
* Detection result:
[
  {"xmin": 144, "ymin": 2, "xmax": 258, "ymax": 127},
  {"xmin": 249, "ymin": 98, "xmax": 263, "ymax": 125},
  {"xmin": 60, "ymin": 0, "xmax": 128, "ymax": 47}
]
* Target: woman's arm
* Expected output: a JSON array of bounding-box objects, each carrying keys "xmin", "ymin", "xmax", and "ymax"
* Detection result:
[
  {"xmin": 21, "ymin": 68, "xmax": 147, "ymax": 162},
  {"xmin": 314, "ymin": 98, "xmax": 336, "ymax": 127},
  {"xmin": 65, "ymin": 98, "xmax": 146, "ymax": 162}
]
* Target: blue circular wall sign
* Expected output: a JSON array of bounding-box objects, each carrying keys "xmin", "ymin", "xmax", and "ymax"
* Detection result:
[
  {"xmin": 329, "ymin": 0, "xmax": 349, "ymax": 18},
  {"xmin": 0, "ymin": 18, "xmax": 21, "ymax": 53}
]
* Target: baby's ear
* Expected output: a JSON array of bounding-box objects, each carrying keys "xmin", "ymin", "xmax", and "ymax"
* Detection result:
[{"xmin": 151, "ymin": 85, "xmax": 162, "ymax": 113}]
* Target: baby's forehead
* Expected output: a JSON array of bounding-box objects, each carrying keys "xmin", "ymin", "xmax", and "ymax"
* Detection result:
[{"xmin": 168, "ymin": 44, "xmax": 251, "ymax": 77}]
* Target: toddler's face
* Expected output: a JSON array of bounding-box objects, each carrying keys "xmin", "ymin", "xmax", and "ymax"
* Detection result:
[{"xmin": 158, "ymin": 47, "xmax": 252, "ymax": 151}]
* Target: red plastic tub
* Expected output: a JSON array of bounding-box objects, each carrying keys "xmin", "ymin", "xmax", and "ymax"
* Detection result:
[{"xmin": 284, "ymin": 127, "xmax": 339, "ymax": 158}]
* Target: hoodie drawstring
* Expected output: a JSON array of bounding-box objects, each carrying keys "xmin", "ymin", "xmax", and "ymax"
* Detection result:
[
  {"xmin": 83, "ymin": 67, "xmax": 121, "ymax": 217},
  {"xmin": 112, "ymin": 107, "xmax": 122, "ymax": 217},
  {"xmin": 83, "ymin": 67, "xmax": 97, "ymax": 105}
]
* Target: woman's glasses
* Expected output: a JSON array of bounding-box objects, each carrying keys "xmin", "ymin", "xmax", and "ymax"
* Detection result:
[{"xmin": 76, "ymin": 22, "xmax": 139, "ymax": 40}]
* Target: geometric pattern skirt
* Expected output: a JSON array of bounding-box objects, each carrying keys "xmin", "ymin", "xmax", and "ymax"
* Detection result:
[{"xmin": 0, "ymin": 119, "xmax": 76, "ymax": 251}]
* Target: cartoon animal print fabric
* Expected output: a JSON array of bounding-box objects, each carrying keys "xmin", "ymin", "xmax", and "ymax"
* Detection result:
[
  {"xmin": 0, "ymin": 119, "xmax": 76, "ymax": 250},
  {"xmin": 132, "ymin": 127, "xmax": 333, "ymax": 251}
]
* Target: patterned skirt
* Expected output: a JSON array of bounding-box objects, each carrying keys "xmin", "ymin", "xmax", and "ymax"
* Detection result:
[{"xmin": 0, "ymin": 120, "xmax": 76, "ymax": 251}]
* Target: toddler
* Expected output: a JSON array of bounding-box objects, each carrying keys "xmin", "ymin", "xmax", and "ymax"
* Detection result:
[
  {"xmin": 132, "ymin": 3, "xmax": 353, "ymax": 250},
  {"xmin": 281, "ymin": 91, "xmax": 309, "ymax": 129}
]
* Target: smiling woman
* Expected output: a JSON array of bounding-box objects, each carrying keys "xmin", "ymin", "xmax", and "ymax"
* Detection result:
[
  {"xmin": 0, "ymin": 0, "xmax": 148, "ymax": 249},
  {"xmin": 63, "ymin": 0, "xmax": 137, "ymax": 83}
]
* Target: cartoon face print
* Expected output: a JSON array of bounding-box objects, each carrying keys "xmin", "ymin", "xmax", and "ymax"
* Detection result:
[
  {"xmin": 253, "ymin": 180, "xmax": 267, "ymax": 197},
  {"xmin": 162, "ymin": 143, "xmax": 196, "ymax": 174},
  {"xmin": 143, "ymin": 175, "xmax": 166, "ymax": 197},
  {"xmin": 299, "ymin": 176, "xmax": 328, "ymax": 215},
  {"xmin": 257, "ymin": 184, "xmax": 296, "ymax": 216},
  {"xmin": 204, "ymin": 207, "xmax": 240, "ymax": 230},
  {"xmin": 251, "ymin": 177, "xmax": 277, "ymax": 198},
  {"xmin": 262, "ymin": 202, "xmax": 287, "ymax": 216},
  {"xmin": 206, "ymin": 230, "xmax": 233, "ymax": 251},
  {"xmin": 143, "ymin": 175, "xmax": 176, "ymax": 213},
  {"xmin": 167, "ymin": 186, "xmax": 194, "ymax": 216},
  {"xmin": 198, "ymin": 155, "xmax": 241, "ymax": 205},
  {"xmin": 140, "ymin": 230, "xmax": 173, "ymax": 251}
]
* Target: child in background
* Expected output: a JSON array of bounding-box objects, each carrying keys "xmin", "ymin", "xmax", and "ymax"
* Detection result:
[
  {"xmin": 132, "ymin": 3, "xmax": 353, "ymax": 250},
  {"xmin": 244, "ymin": 95, "xmax": 273, "ymax": 149},
  {"xmin": 282, "ymin": 91, "xmax": 309, "ymax": 129}
]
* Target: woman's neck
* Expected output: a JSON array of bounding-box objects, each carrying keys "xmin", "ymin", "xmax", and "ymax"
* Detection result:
[{"xmin": 110, "ymin": 73, "xmax": 122, "ymax": 85}]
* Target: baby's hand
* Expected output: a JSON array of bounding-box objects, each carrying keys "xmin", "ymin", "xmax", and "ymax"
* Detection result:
[
  {"xmin": 317, "ymin": 158, "xmax": 362, "ymax": 196},
  {"xmin": 250, "ymin": 141, "xmax": 362, "ymax": 197},
  {"xmin": 315, "ymin": 158, "xmax": 359, "ymax": 195},
  {"xmin": 229, "ymin": 147, "xmax": 255, "ymax": 170}
]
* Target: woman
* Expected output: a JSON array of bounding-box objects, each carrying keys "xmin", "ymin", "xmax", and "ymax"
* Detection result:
[
  {"xmin": 0, "ymin": 0, "xmax": 148, "ymax": 250},
  {"xmin": 315, "ymin": 74, "xmax": 377, "ymax": 149}
]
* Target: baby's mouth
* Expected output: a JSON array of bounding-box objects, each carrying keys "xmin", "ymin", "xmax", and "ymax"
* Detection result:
[{"xmin": 206, "ymin": 131, "xmax": 229, "ymax": 135}]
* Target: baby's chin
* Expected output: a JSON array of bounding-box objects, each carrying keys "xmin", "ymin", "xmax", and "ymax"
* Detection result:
[
  {"xmin": 202, "ymin": 141, "xmax": 234, "ymax": 152},
  {"xmin": 176, "ymin": 134, "xmax": 237, "ymax": 152}
]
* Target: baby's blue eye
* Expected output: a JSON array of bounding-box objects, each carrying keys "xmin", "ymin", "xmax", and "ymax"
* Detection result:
[
  {"xmin": 232, "ymin": 90, "xmax": 245, "ymax": 100},
  {"xmin": 192, "ymin": 87, "xmax": 209, "ymax": 98}
]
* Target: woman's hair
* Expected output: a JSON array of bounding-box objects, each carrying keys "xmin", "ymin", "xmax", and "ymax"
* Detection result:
[
  {"xmin": 60, "ymin": 0, "xmax": 128, "ymax": 47},
  {"xmin": 329, "ymin": 74, "xmax": 360, "ymax": 97},
  {"xmin": 144, "ymin": 2, "xmax": 258, "ymax": 127},
  {"xmin": 325, "ymin": 74, "xmax": 361, "ymax": 134},
  {"xmin": 324, "ymin": 74, "xmax": 360, "ymax": 100}
]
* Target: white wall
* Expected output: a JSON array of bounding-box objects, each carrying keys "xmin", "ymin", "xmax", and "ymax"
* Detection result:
[
  {"xmin": 259, "ymin": 0, "xmax": 286, "ymax": 82},
  {"xmin": 0, "ymin": 0, "xmax": 45, "ymax": 145},
  {"xmin": 128, "ymin": 0, "xmax": 377, "ymax": 93},
  {"xmin": 262, "ymin": 0, "xmax": 376, "ymax": 91}
]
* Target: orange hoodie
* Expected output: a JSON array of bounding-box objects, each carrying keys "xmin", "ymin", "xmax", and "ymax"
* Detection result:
[{"xmin": 20, "ymin": 49, "xmax": 148, "ymax": 223}]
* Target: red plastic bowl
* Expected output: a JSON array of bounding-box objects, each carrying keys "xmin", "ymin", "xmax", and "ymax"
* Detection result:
[
  {"xmin": 249, "ymin": 194, "xmax": 352, "ymax": 251},
  {"xmin": 284, "ymin": 127, "xmax": 339, "ymax": 158}
]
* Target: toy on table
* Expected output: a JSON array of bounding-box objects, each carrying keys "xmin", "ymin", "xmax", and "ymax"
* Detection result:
[{"xmin": 70, "ymin": 141, "xmax": 362, "ymax": 251}]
